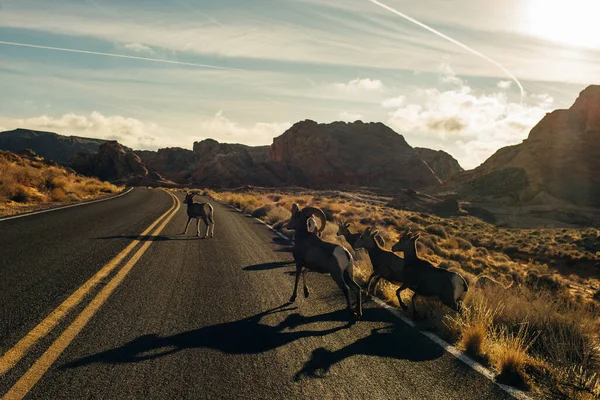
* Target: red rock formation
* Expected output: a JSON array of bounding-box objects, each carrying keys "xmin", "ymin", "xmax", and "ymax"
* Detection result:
[{"xmin": 269, "ymin": 120, "xmax": 441, "ymax": 189}]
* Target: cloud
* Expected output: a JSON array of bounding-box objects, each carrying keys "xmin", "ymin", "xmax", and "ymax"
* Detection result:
[
  {"xmin": 198, "ymin": 111, "xmax": 291, "ymax": 146},
  {"xmin": 122, "ymin": 42, "xmax": 154, "ymax": 53},
  {"xmin": 381, "ymin": 95, "xmax": 406, "ymax": 108},
  {"xmin": 497, "ymin": 80, "xmax": 512, "ymax": 89},
  {"xmin": 331, "ymin": 78, "xmax": 383, "ymax": 93},
  {"xmin": 384, "ymin": 76, "xmax": 554, "ymax": 168},
  {"xmin": 0, "ymin": 111, "xmax": 293, "ymax": 150},
  {"xmin": 438, "ymin": 63, "xmax": 464, "ymax": 86},
  {"xmin": 0, "ymin": 112, "xmax": 166, "ymax": 149},
  {"xmin": 339, "ymin": 111, "xmax": 364, "ymax": 121}
]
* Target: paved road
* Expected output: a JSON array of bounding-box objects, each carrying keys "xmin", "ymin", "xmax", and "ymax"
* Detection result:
[{"xmin": 0, "ymin": 188, "xmax": 511, "ymax": 399}]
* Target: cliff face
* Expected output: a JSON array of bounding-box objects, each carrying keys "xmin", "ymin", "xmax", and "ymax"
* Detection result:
[
  {"xmin": 0, "ymin": 128, "xmax": 108, "ymax": 164},
  {"xmin": 189, "ymin": 139, "xmax": 279, "ymax": 187},
  {"xmin": 136, "ymin": 148, "xmax": 195, "ymax": 184},
  {"xmin": 70, "ymin": 141, "xmax": 150, "ymax": 183},
  {"xmin": 444, "ymin": 85, "xmax": 600, "ymax": 208},
  {"xmin": 269, "ymin": 120, "xmax": 441, "ymax": 189},
  {"xmin": 414, "ymin": 147, "xmax": 464, "ymax": 182}
]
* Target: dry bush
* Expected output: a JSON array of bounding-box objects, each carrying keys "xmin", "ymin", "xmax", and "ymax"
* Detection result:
[
  {"xmin": 0, "ymin": 152, "xmax": 120, "ymax": 216},
  {"xmin": 492, "ymin": 325, "xmax": 535, "ymax": 389}
]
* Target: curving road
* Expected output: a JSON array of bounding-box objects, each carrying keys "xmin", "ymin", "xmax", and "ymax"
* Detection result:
[{"xmin": 0, "ymin": 188, "xmax": 512, "ymax": 399}]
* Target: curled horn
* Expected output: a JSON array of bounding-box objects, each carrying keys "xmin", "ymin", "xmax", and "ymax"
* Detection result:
[
  {"xmin": 291, "ymin": 203, "xmax": 300, "ymax": 216},
  {"xmin": 301, "ymin": 207, "xmax": 327, "ymax": 233}
]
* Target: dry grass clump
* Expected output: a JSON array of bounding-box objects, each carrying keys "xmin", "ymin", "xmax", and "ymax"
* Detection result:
[
  {"xmin": 492, "ymin": 325, "xmax": 535, "ymax": 389},
  {"xmin": 206, "ymin": 188, "xmax": 600, "ymax": 396},
  {"xmin": 0, "ymin": 151, "xmax": 120, "ymax": 216}
]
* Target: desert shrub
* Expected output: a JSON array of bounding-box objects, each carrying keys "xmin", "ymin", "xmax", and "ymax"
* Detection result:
[
  {"xmin": 437, "ymin": 259, "xmax": 461, "ymax": 270},
  {"xmin": 0, "ymin": 151, "xmax": 119, "ymax": 216},
  {"xmin": 492, "ymin": 326, "xmax": 533, "ymax": 389},
  {"xmin": 266, "ymin": 206, "xmax": 291, "ymax": 226},
  {"xmin": 425, "ymin": 224, "xmax": 447, "ymax": 238},
  {"xmin": 456, "ymin": 237, "xmax": 473, "ymax": 250},
  {"xmin": 251, "ymin": 204, "xmax": 274, "ymax": 219}
]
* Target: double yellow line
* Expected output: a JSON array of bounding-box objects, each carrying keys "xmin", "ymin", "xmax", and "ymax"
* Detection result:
[{"xmin": 1, "ymin": 189, "xmax": 181, "ymax": 400}]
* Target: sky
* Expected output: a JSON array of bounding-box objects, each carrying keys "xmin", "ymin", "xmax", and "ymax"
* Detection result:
[{"xmin": 1, "ymin": 0, "xmax": 599, "ymax": 169}]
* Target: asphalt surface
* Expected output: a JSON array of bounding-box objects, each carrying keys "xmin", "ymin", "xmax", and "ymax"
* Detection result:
[{"xmin": 0, "ymin": 188, "xmax": 512, "ymax": 399}]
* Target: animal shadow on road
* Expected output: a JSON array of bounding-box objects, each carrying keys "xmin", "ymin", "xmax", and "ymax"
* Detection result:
[
  {"xmin": 284, "ymin": 307, "xmax": 445, "ymax": 380},
  {"xmin": 243, "ymin": 261, "xmax": 295, "ymax": 271},
  {"xmin": 62, "ymin": 305, "xmax": 443, "ymax": 381},
  {"xmin": 61, "ymin": 303, "xmax": 340, "ymax": 369}
]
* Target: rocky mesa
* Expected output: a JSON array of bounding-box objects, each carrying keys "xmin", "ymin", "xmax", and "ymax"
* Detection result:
[{"xmin": 269, "ymin": 120, "xmax": 441, "ymax": 189}]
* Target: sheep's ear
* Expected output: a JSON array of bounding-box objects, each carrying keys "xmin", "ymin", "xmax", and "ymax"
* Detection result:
[{"xmin": 291, "ymin": 203, "xmax": 299, "ymax": 216}]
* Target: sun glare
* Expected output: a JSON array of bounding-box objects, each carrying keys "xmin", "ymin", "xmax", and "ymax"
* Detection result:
[{"xmin": 529, "ymin": 0, "xmax": 600, "ymax": 49}]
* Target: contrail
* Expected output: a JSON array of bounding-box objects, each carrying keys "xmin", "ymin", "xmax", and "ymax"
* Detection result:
[
  {"xmin": 0, "ymin": 40, "xmax": 245, "ymax": 71},
  {"xmin": 367, "ymin": 0, "xmax": 525, "ymax": 101}
]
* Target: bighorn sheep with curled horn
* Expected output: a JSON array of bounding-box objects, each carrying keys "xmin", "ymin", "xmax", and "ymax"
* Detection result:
[
  {"xmin": 336, "ymin": 220, "xmax": 385, "ymax": 250},
  {"xmin": 182, "ymin": 192, "xmax": 215, "ymax": 238},
  {"xmin": 286, "ymin": 204, "xmax": 363, "ymax": 324},
  {"xmin": 354, "ymin": 227, "xmax": 405, "ymax": 298},
  {"xmin": 336, "ymin": 220, "xmax": 385, "ymax": 249},
  {"xmin": 336, "ymin": 220, "xmax": 362, "ymax": 249},
  {"xmin": 391, "ymin": 230, "xmax": 468, "ymax": 317}
]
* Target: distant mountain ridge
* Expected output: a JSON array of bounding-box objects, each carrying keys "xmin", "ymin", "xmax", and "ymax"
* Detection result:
[
  {"xmin": 1, "ymin": 121, "xmax": 457, "ymax": 190},
  {"xmin": 137, "ymin": 120, "xmax": 446, "ymax": 189},
  {"xmin": 0, "ymin": 128, "xmax": 112, "ymax": 164},
  {"xmin": 441, "ymin": 85, "xmax": 600, "ymax": 208}
]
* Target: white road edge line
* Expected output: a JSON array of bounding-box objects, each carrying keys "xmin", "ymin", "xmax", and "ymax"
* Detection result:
[
  {"xmin": 216, "ymin": 198, "xmax": 531, "ymax": 400},
  {"xmin": 0, "ymin": 187, "xmax": 134, "ymax": 222}
]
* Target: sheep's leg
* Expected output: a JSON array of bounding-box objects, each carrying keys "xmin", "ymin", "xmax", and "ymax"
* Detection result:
[
  {"xmin": 366, "ymin": 273, "xmax": 376, "ymax": 294},
  {"xmin": 207, "ymin": 218, "xmax": 214, "ymax": 238},
  {"xmin": 333, "ymin": 272, "xmax": 356, "ymax": 324},
  {"xmin": 396, "ymin": 284, "xmax": 409, "ymax": 311},
  {"xmin": 288, "ymin": 264, "xmax": 302, "ymax": 303},
  {"xmin": 201, "ymin": 217, "xmax": 210, "ymax": 238},
  {"xmin": 182, "ymin": 217, "xmax": 192, "ymax": 235},
  {"xmin": 302, "ymin": 268, "xmax": 310, "ymax": 298},
  {"xmin": 344, "ymin": 269, "xmax": 363, "ymax": 318},
  {"xmin": 411, "ymin": 293, "xmax": 419, "ymax": 318},
  {"xmin": 196, "ymin": 218, "xmax": 202, "ymax": 237},
  {"xmin": 370, "ymin": 276, "xmax": 382, "ymax": 296}
]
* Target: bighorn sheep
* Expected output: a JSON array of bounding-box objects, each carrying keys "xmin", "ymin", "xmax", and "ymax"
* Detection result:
[
  {"xmin": 286, "ymin": 204, "xmax": 362, "ymax": 323},
  {"xmin": 307, "ymin": 216, "xmax": 319, "ymax": 235},
  {"xmin": 354, "ymin": 227, "xmax": 405, "ymax": 299},
  {"xmin": 182, "ymin": 192, "xmax": 215, "ymax": 238},
  {"xmin": 391, "ymin": 230, "xmax": 468, "ymax": 317},
  {"xmin": 337, "ymin": 220, "xmax": 385, "ymax": 249},
  {"xmin": 336, "ymin": 220, "xmax": 362, "ymax": 249}
]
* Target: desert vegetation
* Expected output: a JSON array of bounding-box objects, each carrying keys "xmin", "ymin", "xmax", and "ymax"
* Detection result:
[
  {"xmin": 204, "ymin": 188, "xmax": 600, "ymax": 399},
  {"xmin": 0, "ymin": 150, "xmax": 121, "ymax": 217}
]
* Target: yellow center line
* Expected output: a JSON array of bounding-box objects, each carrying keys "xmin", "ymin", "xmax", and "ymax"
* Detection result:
[
  {"xmin": 0, "ymin": 189, "xmax": 177, "ymax": 377},
  {"xmin": 3, "ymin": 191, "xmax": 181, "ymax": 400}
]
